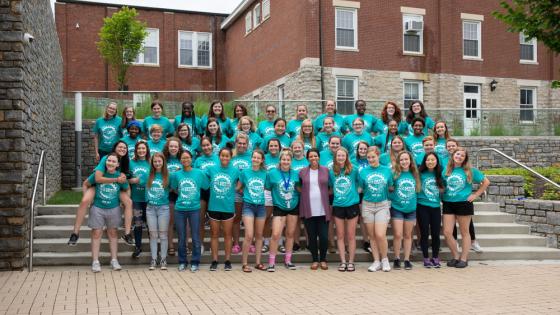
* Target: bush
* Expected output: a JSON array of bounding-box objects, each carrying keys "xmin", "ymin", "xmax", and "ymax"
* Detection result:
[{"xmin": 484, "ymin": 167, "xmax": 560, "ymax": 200}]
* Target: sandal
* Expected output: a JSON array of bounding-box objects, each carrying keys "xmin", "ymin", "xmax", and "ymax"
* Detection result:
[
  {"xmin": 167, "ymin": 248, "xmax": 175, "ymax": 256},
  {"xmin": 310, "ymin": 262, "xmax": 319, "ymax": 270},
  {"xmin": 255, "ymin": 263, "xmax": 267, "ymax": 271},
  {"xmin": 347, "ymin": 263, "xmax": 355, "ymax": 272},
  {"xmin": 242, "ymin": 265, "xmax": 252, "ymax": 273},
  {"xmin": 320, "ymin": 262, "xmax": 329, "ymax": 270},
  {"xmin": 338, "ymin": 263, "xmax": 347, "ymax": 272}
]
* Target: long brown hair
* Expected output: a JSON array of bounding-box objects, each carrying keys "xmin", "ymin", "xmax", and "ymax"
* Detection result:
[
  {"xmin": 381, "ymin": 101, "xmax": 402, "ymax": 124},
  {"xmin": 393, "ymin": 151, "xmax": 421, "ymax": 192},
  {"xmin": 445, "ymin": 147, "xmax": 473, "ymax": 183},
  {"xmin": 333, "ymin": 148, "xmax": 352, "ymax": 176},
  {"xmin": 205, "ymin": 117, "xmax": 223, "ymax": 144},
  {"xmin": 147, "ymin": 152, "xmax": 169, "ymax": 188},
  {"xmin": 208, "ymin": 100, "xmax": 226, "ymax": 121},
  {"xmin": 296, "ymin": 118, "xmax": 316, "ymax": 148},
  {"xmin": 433, "ymin": 120, "xmax": 450, "ymax": 141}
]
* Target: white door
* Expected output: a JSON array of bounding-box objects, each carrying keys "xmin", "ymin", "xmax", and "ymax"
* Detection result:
[{"xmin": 463, "ymin": 84, "xmax": 481, "ymax": 135}]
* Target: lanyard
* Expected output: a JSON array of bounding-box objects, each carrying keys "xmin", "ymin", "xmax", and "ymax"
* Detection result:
[{"xmin": 281, "ymin": 170, "xmax": 292, "ymax": 191}]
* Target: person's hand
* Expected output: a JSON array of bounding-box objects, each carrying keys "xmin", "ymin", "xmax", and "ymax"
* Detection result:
[
  {"xmin": 117, "ymin": 173, "xmax": 127, "ymax": 184},
  {"xmin": 95, "ymin": 152, "xmax": 100, "ymax": 163},
  {"xmin": 467, "ymin": 193, "xmax": 478, "ymax": 202}
]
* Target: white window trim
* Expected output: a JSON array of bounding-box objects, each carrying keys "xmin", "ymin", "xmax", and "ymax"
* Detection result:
[
  {"xmin": 402, "ymin": 80, "xmax": 424, "ymax": 112},
  {"xmin": 519, "ymin": 32, "xmax": 538, "ymax": 64},
  {"xmin": 262, "ymin": 0, "xmax": 270, "ymax": 20},
  {"xmin": 245, "ymin": 11, "xmax": 252, "ymax": 34},
  {"xmin": 253, "ymin": 3, "xmax": 261, "ymax": 28},
  {"xmin": 133, "ymin": 28, "xmax": 159, "ymax": 66},
  {"xmin": 462, "ymin": 20, "xmax": 482, "ymax": 61},
  {"xmin": 402, "ymin": 14, "xmax": 424, "ymax": 55},
  {"xmin": 177, "ymin": 31, "xmax": 213, "ymax": 69},
  {"xmin": 335, "ymin": 76, "xmax": 358, "ymax": 114},
  {"xmin": 335, "ymin": 7, "xmax": 358, "ymax": 51},
  {"xmin": 519, "ymin": 86, "xmax": 537, "ymax": 124}
]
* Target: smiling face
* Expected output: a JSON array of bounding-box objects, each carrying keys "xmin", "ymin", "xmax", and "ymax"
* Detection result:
[
  {"xmin": 292, "ymin": 142, "xmax": 304, "ymax": 158},
  {"xmin": 268, "ymin": 140, "xmax": 280, "ymax": 155},
  {"xmin": 301, "ymin": 120, "xmax": 313, "ymax": 136},
  {"xmin": 391, "ymin": 137, "xmax": 404, "ymax": 152},
  {"xmin": 296, "ymin": 105, "xmax": 307, "ymax": 120},
  {"xmin": 251, "ymin": 151, "xmax": 264, "ymax": 168},
  {"xmin": 115, "ymin": 142, "xmax": 128, "ymax": 157},
  {"xmin": 124, "ymin": 107, "xmax": 134, "ymax": 119},
  {"xmin": 152, "ymin": 155, "xmax": 164, "ymax": 171},
  {"xmin": 335, "ymin": 149, "xmax": 348, "ymax": 166},
  {"xmin": 280, "ymin": 154, "xmax": 292, "ymax": 171},
  {"xmin": 446, "ymin": 141, "xmax": 458, "ymax": 154},
  {"xmin": 413, "ymin": 121, "xmax": 425, "ymax": 135},
  {"xmin": 151, "ymin": 104, "xmax": 162, "ymax": 118},
  {"xmin": 106, "ymin": 103, "xmax": 117, "ymax": 117},
  {"xmin": 178, "ymin": 125, "xmax": 190, "ymax": 140},
  {"xmin": 453, "ymin": 150, "xmax": 466, "ymax": 166},
  {"xmin": 105, "ymin": 155, "xmax": 119, "ymax": 171},
  {"xmin": 180, "ymin": 152, "xmax": 192, "ymax": 168},
  {"xmin": 266, "ymin": 106, "xmax": 276, "ymax": 120},
  {"xmin": 207, "ymin": 121, "xmax": 219, "ymax": 135},
  {"xmin": 423, "ymin": 140, "xmax": 434, "ymax": 153},
  {"xmin": 357, "ymin": 143, "xmax": 368, "ymax": 158},
  {"xmin": 355, "ymin": 101, "xmax": 366, "ymax": 115},
  {"xmin": 435, "ymin": 122, "xmax": 447, "ymax": 136},
  {"xmin": 128, "ymin": 125, "xmax": 139, "ymax": 138},
  {"xmin": 151, "ymin": 129, "xmax": 162, "ymax": 141},
  {"xmin": 240, "ymin": 118, "xmax": 252, "ymax": 132},
  {"xmin": 425, "ymin": 154, "xmax": 438, "ymax": 170},
  {"xmin": 399, "ymin": 153, "xmax": 411, "ymax": 170},
  {"xmin": 323, "ymin": 118, "xmax": 334, "ymax": 133},
  {"xmin": 201, "ymin": 139, "xmax": 213, "ymax": 155},
  {"xmin": 367, "ymin": 150, "xmax": 379, "ymax": 167},
  {"xmin": 386, "ymin": 104, "xmax": 396, "ymax": 116},
  {"xmin": 307, "ymin": 151, "xmax": 319, "ymax": 168},
  {"xmin": 234, "ymin": 105, "xmax": 245, "ymax": 118},
  {"xmin": 219, "ymin": 149, "xmax": 231, "ymax": 167},
  {"xmin": 352, "ymin": 119, "xmax": 364, "ymax": 134},
  {"xmin": 212, "ymin": 103, "xmax": 223, "ymax": 116},
  {"xmin": 411, "ymin": 102, "xmax": 422, "ymax": 114},
  {"xmin": 388, "ymin": 120, "xmax": 398, "ymax": 134},
  {"xmin": 168, "ymin": 140, "xmax": 180, "ymax": 156},
  {"xmin": 325, "ymin": 101, "xmax": 336, "ymax": 114},
  {"xmin": 236, "ymin": 137, "xmax": 248, "ymax": 154},
  {"xmin": 274, "ymin": 120, "xmax": 286, "ymax": 135},
  {"xmin": 329, "ymin": 137, "xmax": 341, "ymax": 153},
  {"xmin": 136, "ymin": 143, "xmax": 147, "ymax": 159}
]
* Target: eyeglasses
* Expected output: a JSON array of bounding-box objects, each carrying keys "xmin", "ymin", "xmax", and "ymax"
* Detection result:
[{"xmin": 266, "ymin": 110, "xmax": 276, "ymax": 113}]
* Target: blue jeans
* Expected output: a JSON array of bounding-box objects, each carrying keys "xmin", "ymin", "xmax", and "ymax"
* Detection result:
[
  {"xmin": 146, "ymin": 204, "xmax": 170, "ymax": 260},
  {"xmin": 132, "ymin": 201, "xmax": 147, "ymax": 249},
  {"xmin": 174, "ymin": 210, "xmax": 201, "ymax": 265}
]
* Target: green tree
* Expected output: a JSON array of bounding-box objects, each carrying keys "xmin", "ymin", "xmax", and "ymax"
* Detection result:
[
  {"xmin": 96, "ymin": 7, "xmax": 148, "ymax": 91},
  {"xmin": 493, "ymin": 1, "xmax": 560, "ymax": 88}
]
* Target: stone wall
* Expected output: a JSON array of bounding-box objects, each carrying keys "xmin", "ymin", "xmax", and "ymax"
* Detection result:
[
  {"xmin": 0, "ymin": 1, "xmax": 63, "ymax": 270},
  {"xmin": 481, "ymin": 175, "xmax": 525, "ymax": 207},
  {"xmin": 61, "ymin": 121, "xmax": 97, "ymax": 189},
  {"xmin": 504, "ymin": 199, "xmax": 560, "ymax": 248}
]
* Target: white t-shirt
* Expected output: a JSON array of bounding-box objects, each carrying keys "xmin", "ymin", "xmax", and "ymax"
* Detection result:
[{"xmin": 309, "ymin": 169, "xmax": 325, "ymax": 217}]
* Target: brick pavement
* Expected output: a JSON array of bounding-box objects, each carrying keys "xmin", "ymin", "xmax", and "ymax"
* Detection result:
[{"xmin": 1, "ymin": 262, "xmax": 559, "ymax": 314}]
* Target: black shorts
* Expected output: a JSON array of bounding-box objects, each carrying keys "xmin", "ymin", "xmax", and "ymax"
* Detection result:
[
  {"xmin": 169, "ymin": 191, "xmax": 178, "ymax": 203},
  {"xmin": 200, "ymin": 189, "xmax": 210, "ymax": 202},
  {"xmin": 442, "ymin": 201, "xmax": 474, "ymax": 216},
  {"xmin": 332, "ymin": 204, "xmax": 360, "ymax": 219},
  {"xmin": 207, "ymin": 210, "xmax": 235, "ymax": 221},
  {"xmin": 272, "ymin": 206, "xmax": 299, "ymax": 217},
  {"xmin": 329, "ymin": 194, "xmax": 334, "ymax": 205}
]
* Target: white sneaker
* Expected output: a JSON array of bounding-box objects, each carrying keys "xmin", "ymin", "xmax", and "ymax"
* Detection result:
[
  {"xmin": 368, "ymin": 261, "xmax": 381, "ymax": 272},
  {"xmin": 110, "ymin": 259, "xmax": 122, "ymax": 271},
  {"xmin": 381, "ymin": 258, "xmax": 391, "ymax": 272},
  {"xmin": 471, "ymin": 241, "xmax": 483, "ymax": 253},
  {"xmin": 160, "ymin": 259, "xmax": 167, "ymax": 270},
  {"xmin": 91, "ymin": 261, "xmax": 101, "ymax": 273},
  {"xmin": 149, "ymin": 259, "xmax": 157, "ymax": 270}
]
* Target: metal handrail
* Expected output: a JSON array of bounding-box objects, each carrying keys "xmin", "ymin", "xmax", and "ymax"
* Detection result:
[
  {"xmin": 28, "ymin": 150, "xmax": 46, "ymax": 272},
  {"xmin": 476, "ymin": 148, "xmax": 560, "ymax": 191}
]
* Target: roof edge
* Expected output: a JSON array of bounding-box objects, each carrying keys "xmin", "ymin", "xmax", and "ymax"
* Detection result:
[{"xmin": 221, "ymin": 0, "xmax": 255, "ymax": 30}]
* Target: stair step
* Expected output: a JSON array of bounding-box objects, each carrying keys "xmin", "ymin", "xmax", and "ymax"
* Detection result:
[
  {"xmin": 473, "ymin": 202, "xmax": 500, "ymax": 212},
  {"xmin": 472, "ymin": 212, "xmax": 515, "ymax": 223}
]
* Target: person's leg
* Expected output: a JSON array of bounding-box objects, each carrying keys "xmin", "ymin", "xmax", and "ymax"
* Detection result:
[
  {"xmin": 431, "ymin": 208, "xmax": 442, "ymax": 259},
  {"xmin": 293, "ymin": 216, "xmax": 301, "ymax": 250},
  {"xmin": 146, "ymin": 206, "xmax": 158, "ymax": 261},
  {"xmin": 91, "ymin": 229, "xmax": 102, "ymax": 262},
  {"xmin": 242, "ymin": 215, "xmax": 255, "ymax": 266},
  {"xmin": 210, "ymin": 219, "xmax": 221, "ymax": 261},
  {"xmin": 167, "ymin": 201, "xmax": 175, "ymax": 253},
  {"xmin": 187, "ymin": 210, "xmax": 201, "ymax": 266},
  {"xmin": 233, "ymin": 202, "xmax": 243, "ymax": 250},
  {"xmin": 365, "ymin": 222, "xmax": 378, "ymax": 261},
  {"xmin": 73, "ymin": 185, "xmax": 95, "ymax": 235},
  {"xmin": 403, "ymin": 220, "xmax": 415, "ymax": 261},
  {"xmin": 334, "ymin": 217, "xmax": 346, "ymax": 263},
  {"xmin": 328, "ymin": 209, "xmax": 336, "ymax": 252},
  {"xmin": 318, "ymin": 217, "xmax": 329, "ymax": 263},
  {"xmin": 199, "ymin": 199, "xmax": 208, "ymax": 248},
  {"xmin": 174, "ymin": 211, "xmax": 188, "ymax": 265},
  {"xmin": 374, "ymin": 222, "xmax": 389, "ymax": 260},
  {"xmin": 360, "ymin": 219, "xmax": 370, "ymax": 251},
  {"xmin": 453, "ymin": 223, "xmax": 458, "ymax": 240},
  {"xmin": 106, "ymin": 228, "xmax": 118, "ymax": 260},
  {"xmin": 132, "ymin": 202, "xmax": 145, "ymax": 252},
  {"xmin": 457, "ymin": 215, "xmax": 472, "ymax": 262},
  {"xmin": 417, "ymin": 205, "xmax": 431, "ymax": 259},
  {"xmin": 222, "ymin": 218, "xmax": 234, "ymax": 262},
  {"xmin": 392, "ymin": 219, "xmax": 404, "ymax": 260},
  {"xmin": 158, "ymin": 206, "xmax": 170, "ymax": 262},
  {"xmin": 345, "ymin": 217, "xmax": 358, "ymax": 264},
  {"xmin": 284, "ymin": 214, "xmax": 299, "ymax": 264},
  {"xmin": 442, "ymin": 214, "xmax": 459, "ymax": 259},
  {"xmin": 254, "ymin": 215, "xmax": 266, "ymax": 266},
  {"xmin": 119, "ymin": 191, "xmax": 133, "ymax": 235},
  {"xmin": 304, "ymin": 217, "xmax": 319, "ymax": 262},
  {"xmin": 263, "ymin": 205, "xmax": 273, "ymax": 250},
  {"xmin": 269, "ymin": 215, "xmax": 286, "ymax": 266}
]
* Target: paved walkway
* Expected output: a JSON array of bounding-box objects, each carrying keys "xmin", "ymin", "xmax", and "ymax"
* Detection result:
[{"xmin": 1, "ymin": 261, "xmax": 560, "ymax": 314}]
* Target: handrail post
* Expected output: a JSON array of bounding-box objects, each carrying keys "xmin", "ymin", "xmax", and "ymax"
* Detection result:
[
  {"xmin": 42, "ymin": 152, "xmax": 46, "ymax": 206},
  {"xmin": 75, "ymin": 92, "xmax": 83, "ymax": 189},
  {"xmin": 29, "ymin": 150, "xmax": 45, "ymax": 272}
]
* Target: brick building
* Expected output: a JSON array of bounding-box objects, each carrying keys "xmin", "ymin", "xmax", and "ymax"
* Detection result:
[{"xmin": 56, "ymin": 0, "xmax": 560, "ymax": 134}]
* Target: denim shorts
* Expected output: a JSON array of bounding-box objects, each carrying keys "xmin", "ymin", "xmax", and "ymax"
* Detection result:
[
  {"xmin": 242, "ymin": 203, "xmax": 266, "ymax": 219},
  {"xmin": 390, "ymin": 208, "xmax": 417, "ymax": 222}
]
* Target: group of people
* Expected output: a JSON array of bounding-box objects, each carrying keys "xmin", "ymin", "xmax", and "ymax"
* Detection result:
[{"xmin": 70, "ymin": 98, "xmax": 490, "ymax": 273}]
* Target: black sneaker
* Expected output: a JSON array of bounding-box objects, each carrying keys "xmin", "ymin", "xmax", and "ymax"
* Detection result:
[
  {"xmin": 293, "ymin": 243, "xmax": 301, "ymax": 252},
  {"xmin": 131, "ymin": 247, "xmax": 142, "ymax": 258},
  {"xmin": 447, "ymin": 259, "xmax": 459, "ymax": 267},
  {"xmin": 285, "ymin": 262, "xmax": 296, "ymax": 270},
  {"xmin": 455, "ymin": 260, "xmax": 468, "ymax": 268},
  {"xmin": 404, "ymin": 260, "xmax": 413, "ymax": 270},
  {"xmin": 362, "ymin": 241, "xmax": 372, "ymax": 253},
  {"xmin": 224, "ymin": 260, "xmax": 232, "ymax": 271},
  {"xmin": 210, "ymin": 261, "xmax": 218, "ymax": 271},
  {"xmin": 67, "ymin": 233, "xmax": 79, "ymax": 246},
  {"xmin": 121, "ymin": 233, "xmax": 135, "ymax": 246},
  {"xmin": 393, "ymin": 259, "xmax": 401, "ymax": 270}
]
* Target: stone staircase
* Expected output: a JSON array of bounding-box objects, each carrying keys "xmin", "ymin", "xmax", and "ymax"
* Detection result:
[{"xmin": 32, "ymin": 202, "xmax": 560, "ymax": 265}]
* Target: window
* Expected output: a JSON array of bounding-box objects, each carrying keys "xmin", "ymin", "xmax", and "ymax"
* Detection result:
[
  {"xmin": 403, "ymin": 14, "xmax": 423, "ymax": 54},
  {"xmin": 463, "ymin": 21, "xmax": 481, "ymax": 59},
  {"xmin": 245, "ymin": 11, "xmax": 252, "ymax": 34},
  {"xmin": 253, "ymin": 3, "xmax": 261, "ymax": 27},
  {"xmin": 179, "ymin": 31, "xmax": 212, "ymax": 68},
  {"xmin": 262, "ymin": 0, "xmax": 270, "ymax": 19},
  {"xmin": 403, "ymin": 80, "xmax": 423, "ymax": 112},
  {"xmin": 336, "ymin": 77, "xmax": 357, "ymax": 115},
  {"xmin": 520, "ymin": 87, "xmax": 536, "ymax": 123},
  {"xmin": 520, "ymin": 32, "xmax": 537, "ymax": 62},
  {"xmin": 335, "ymin": 8, "xmax": 357, "ymax": 49},
  {"xmin": 135, "ymin": 28, "xmax": 159, "ymax": 65}
]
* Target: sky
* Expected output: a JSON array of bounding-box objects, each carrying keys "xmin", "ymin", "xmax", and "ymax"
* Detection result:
[{"xmin": 50, "ymin": 0, "xmax": 244, "ymax": 15}]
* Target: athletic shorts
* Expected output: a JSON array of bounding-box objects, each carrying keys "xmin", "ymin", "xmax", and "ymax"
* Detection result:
[
  {"xmin": 88, "ymin": 205, "xmax": 121, "ymax": 229},
  {"xmin": 332, "ymin": 204, "xmax": 360, "ymax": 220},
  {"xmin": 361, "ymin": 200, "xmax": 391, "ymax": 224},
  {"xmin": 207, "ymin": 210, "xmax": 235, "ymax": 221},
  {"xmin": 272, "ymin": 206, "xmax": 299, "ymax": 217},
  {"xmin": 443, "ymin": 201, "xmax": 474, "ymax": 216},
  {"xmin": 390, "ymin": 208, "xmax": 417, "ymax": 222}
]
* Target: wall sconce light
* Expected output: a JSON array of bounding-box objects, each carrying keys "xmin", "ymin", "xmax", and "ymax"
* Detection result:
[{"xmin": 490, "ymin": 79, "xmax": 498, "ymax": 92}]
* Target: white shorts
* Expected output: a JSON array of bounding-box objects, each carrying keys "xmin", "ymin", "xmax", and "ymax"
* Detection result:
[{"xmin": 361, "ymin": 200, "xmax": 391, "ymax": 224}]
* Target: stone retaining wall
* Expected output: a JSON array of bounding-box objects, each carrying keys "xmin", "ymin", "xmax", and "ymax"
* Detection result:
[
  {"xmin": 481, "ymin": 175, "xmax": 525, "ymax": 207},
  {"xmin": 504, "ymin": 199, "xmax": 560, "ymax": 248}
]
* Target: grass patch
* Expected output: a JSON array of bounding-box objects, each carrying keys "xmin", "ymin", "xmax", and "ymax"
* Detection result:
[{"xmin": 48, "ymin": 190, "xmax": 83, "ymax": 205}]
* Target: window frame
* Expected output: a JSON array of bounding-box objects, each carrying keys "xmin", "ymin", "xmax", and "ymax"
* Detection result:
[
  {"xmin": 335, "ymin": 7, "xmax": 358, "ymax": 51},
  {"xmin": 262, "ymin": 0, "xmax": 270, "ymax": 20},
  {"xmin": 253, "ymin": 3, "xmax": 262, "ymax": 28},
  {"xmin": 134, "ymin": 28, "xmax": 159, "ymax": 66},
  {"xmin": 335, "ymin": 76, "xmax": 358, "ymax": 115},
  {"xmin": 462, "ymin": 20, "xmax": 482, "ymax": 60},
  {"xmin": 178, "ymin": 31, "xmax": 213, "ymax": 69},
  {"xmin": 519, "ymin": 86, "xmax": 537, "ymax": 124},
  {"xmin": 402, "ymin": 80, "xmax": 424, "ymax": 113},
  {"xmin": 402, "ymin": 14, "xmax": 424, "ymax": 55},
  {"xmin": 245, "ymin": 11, "xmax": 253, "ymax": 34},
  {"xmin": 519, "ymin": 32, "xmax": 537, "ymax": 64}
]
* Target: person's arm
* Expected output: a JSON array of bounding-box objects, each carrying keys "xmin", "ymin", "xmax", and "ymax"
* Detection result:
[
  {"xmin": 235, "ymin": 181, "xmax": 244, "ymax": 193},
  {"xmin": 93, "ymin": 134, "xmax": 100, "ymax": 162},
  {"xmin": 468, "ymin": 177, "xmax": 490, "ymax": 202},
  {"xmin": 94, "ymin": 170, "xmax": 125, "ymax": 184}
]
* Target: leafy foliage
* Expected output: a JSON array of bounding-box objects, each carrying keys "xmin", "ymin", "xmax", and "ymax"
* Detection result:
[{"xmin": 484, "ymin": 167, "xmax": 560, "ymax": 200}]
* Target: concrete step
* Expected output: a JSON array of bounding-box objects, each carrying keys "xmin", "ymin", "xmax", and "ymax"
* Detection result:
[
  {"xmin": 473, "ymin": 202, "xmax": 500, "ymax": 212},
  {"xmin": 32, "ymin": 246, "xmax": 560, "ymax": 266},
  {"xmin": 472, "ymin": 211, "xmax": 515, "ymax": 223}
]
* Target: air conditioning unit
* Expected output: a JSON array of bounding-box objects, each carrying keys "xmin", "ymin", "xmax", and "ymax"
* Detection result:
[{"xmin": 405, "ymin": 21, "xmax": 423, "ymax": 33}]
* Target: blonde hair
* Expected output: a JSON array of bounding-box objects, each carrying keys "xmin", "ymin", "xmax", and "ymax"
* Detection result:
[
  {"xmin": 296, "ymin": 118, "xmax": 316, "ymax": 148},
  {"xmin": 393, "ymin": 151, "xmax": 421, "ymax": 192},
  {"xmin": 104, "ymin": 102, "xmax": 118, "ymax": 119},
  {"xmin": 150, "ymin": 124, "xmax": 163, "ymax": 134},
  {"xmin": 445, "ymin": 147, "xmax": 473, "ymax": 183},
  {"xmin": 278, "ymin": 149, "xmax": 293, "ymax": 169},
  {"xmin": 333, "ymin": 148, "xmax": 352, "ymax": 176},
  {"xmin": 234, "ymin": 132, "xmax": 249, "ymax": 156},
  {"xmin": 422, "ymin": 136, "xmax": 435, "ymax": 145},
  {"xmin": 237, "ymin": 115, "xmax": 256, "ymax": 132}
]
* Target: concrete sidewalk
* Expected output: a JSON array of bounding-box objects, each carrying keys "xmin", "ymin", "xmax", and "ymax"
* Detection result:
[{"xmin": 1, "ymin": 261, "xmax": 559, "ymax": 314}]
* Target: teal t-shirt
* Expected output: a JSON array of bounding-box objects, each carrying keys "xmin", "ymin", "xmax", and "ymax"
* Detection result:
[
  {"xmin": 379, "ymin": 153, "xmax": 392, "ymax": 167},
  {"xmin": 201, "ymin": 116, "xmax": 231, "ymax": 137},
  {"xmin": 344, "ymin": 114, "xmax": 378, "ymax": 133},
  {"xmin": 90, "ymin": 171, "xmax": 128, "ymax": 209},
  {"xmin": 404, "ymin": 134, "xmax": 426, "ymax": 161},
  {"xmin": 374, "ymin": 133, "xmax": 394, "ymax": 153},
  {"xmin": 291, "ymin": 157, "xmax": 309, "ymax": 172},
  {"xmin": 329, "ymin": 168, "xmax": 360, "ymax": 207},
  {"xmin": 287, "ymin": 119, "xmax": 304, "ymax": 138},
  {"xmin": 351, "ymin": 157, "xmax": 369, "ymax": 174},
  {"xmin": 170, "ymin": 168, "xmax": 209, "ymax": 211},
  {"xmin": 174, "ymin": 115, "xmax": 202, "ymax": 135},
  {"xmin": 265, "ymin": 153, "xmax": 280, "ymax": 171},
  {"xmin": 316, "ymin": 131, "xmax": 341, "ymax": 152},
  {"xmin": 313, "ymin": 113, "xmax": 346, "ymax": 134},
  {"xmin": 206, "ymin": 165, "xmax": 239, "ymax": 213},
  {"xmin": 93, "ymin": 116, "xmax": 122, "ymax": 152},
  {"xmin": 359, "ymin": 165, "xmax": 393, "ymax": 203},
  {"xmin": 418, "ymin": 171, "xmax": 442, "ymax": 208},
  {"xmin": 442, "ymin": 166, "xmax": 485, "ymax": 202},
  {"xmin": 319, "ymin": 150, "xmax": 334, "ymax": 170},
  {"xmin": 390, "ymin": 171, "xmax": 418, "ymax": 213},
  {"xmin": 373, "ymin": 120, "xmax": 409, "ymax": 135},
  {"xmin": 415, "ymin": 152, "xmax": 426, "ymax": 167},
  {"xmin": 147, "ymin": 139, "xmax": 166, "ymax": 155},
  {"xmin": 434, "ymin": 138, "xmax": 448, "ymax": 163},
  {"xmin": 239, "ymin": 168, "xmax": 267, "ymax": 205},
  {"xmin": 210, "ymin": 135, "xmax": 231, "ymax": 154},
  {"xmin": 260, "ymin": 133, "xmax": 292, "ymax": 152},
  {"xmin": 143, "ymin": 116, "xmax": 174, "ymax": 140},
  {"xmin": 232, "ymin": 151, "xmax": 252, "ymax": 172},
  {"xmin": 193, "ymin": 154, "xmax": 219, "ymax": 171},
  {"xmin": 181, "ymin": 137, "xmax": 200, "ymax": 157},
  {"xmin": 129, "ymin": 159, "xmax": 150, "ymax": 202},
  {"xmin": 120, "ymin": 135, "xmax": 140, "ymax": 159},
  {"xmin": 141, "ymin": 172, "xmax": 170, "ymax": 206},
  {"xmin": 342, "ymin": 132, "xmax": 374, "ymax": 157},
  {"xmin": 406, "ymin": 116, "xmax": 435, "ymax": 136},
  {"xmin": 166, "ymin": 156, "xmax": 182, "ymax": 173},
  {"xmin": 265, "ymin": 168, "xmax": 300, "ymax": 211},
  {"xmin": 257, "ymin": 120, "xmax": 275, "ymax": 138}
]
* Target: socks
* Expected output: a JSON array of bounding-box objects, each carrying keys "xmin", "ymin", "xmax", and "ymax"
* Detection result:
[
  {"xmin": 268, "ymin": 254, "xmax": 276, "ymax": 266},
  {"xmin": 285, "ymin": 251, "xmax": 292, "ymax": 264}
]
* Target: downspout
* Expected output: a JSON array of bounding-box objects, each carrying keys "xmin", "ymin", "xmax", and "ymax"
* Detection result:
[{"xmin": 319, "ymin": 0, "xmax": 325, "ymax": 109}]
